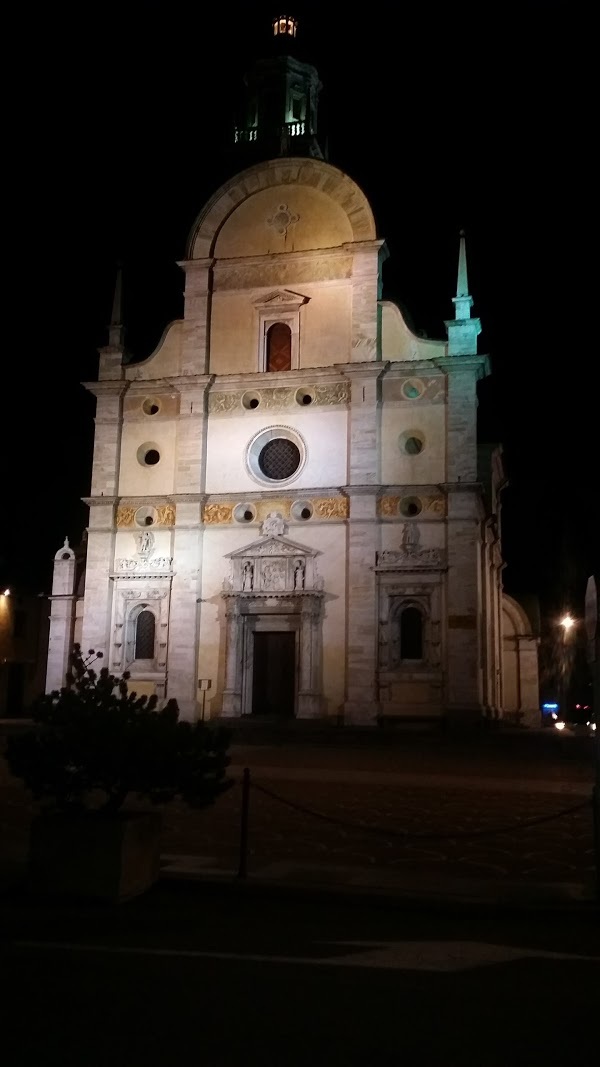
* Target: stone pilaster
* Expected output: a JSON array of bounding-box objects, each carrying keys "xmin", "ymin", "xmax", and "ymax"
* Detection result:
[
  {"xmin": 179, "ymin": 260, "xmax": 213, "ymax": 375},
  {"xmin": 221, "ymin": 599, "xmax": 242, "ymax": 717},
  {"xmin": 343, "ymin": 488, "xmax": 380, "ymax": 725},
  {"xmin": 480, "ymin": 530, "xmax": 495, "ymax": 716},
  {"xmin": 442, "ymin": 359, "xmax": 488, "ymax": 484},
  {"xmin": 493, "ymin": 540, "xmax": 505, "ymax": 713},
  {"xmin": 445, "ymin": 488, "xmax": 484, "ymax": 723},
  {"xmin": 84, "ymin": 381, "xmax": 128, "ymax": 497},
  {"xmin": 297, "ymin": 597, "xmax": 323, "ymax": 719},
  {"xmin": 172, "ymin": 376, "xmax": 214, "ymax": 493},
  {"xmin": 165, "ymin": 376, "xmax": 212, "ymax": 720},
  {"xmin": 339, "ymin": 363, "xmax": 385, "ymax": 723},
  {"xmin": 348, "ymin": 242, "xmax": 385, "ymax": 363},
  {"xmin": 340, "ymin": 362, "xmax": 386, "ymax": 485},
  {"xmin": 166, "ymin": 500, "xmax": 204, "ymax": 721},
  {"xmin": 81, "ymin": 502, "xmax": 117, "ymax": 657}
]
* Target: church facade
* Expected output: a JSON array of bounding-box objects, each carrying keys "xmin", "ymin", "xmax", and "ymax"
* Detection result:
[{"xmin": 45, "ymin": 15, "xmax": 539, "ymax": 727}]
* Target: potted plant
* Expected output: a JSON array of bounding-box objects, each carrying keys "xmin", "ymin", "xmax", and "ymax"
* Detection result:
[{"xmin": 5, "ymin": 645, "xmax": 233, "ymax": 902}]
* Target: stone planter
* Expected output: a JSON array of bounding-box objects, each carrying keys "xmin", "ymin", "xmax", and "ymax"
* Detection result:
[{"xmin": 28, "ymin": 810, "xmax": 162, "ymax": 902}]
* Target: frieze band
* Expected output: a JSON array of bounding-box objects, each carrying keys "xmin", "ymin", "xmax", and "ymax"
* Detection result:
[
  {"xmin": 203, "ymin": 496, "xmax": 349, "ymax": 524},
  {"xmin": 116, "ymin": 504, "xmax": 176, "ymax": 527},
  {"xmin": 208, "ymin": 381, "xmax": 349, "ymax": 414}
]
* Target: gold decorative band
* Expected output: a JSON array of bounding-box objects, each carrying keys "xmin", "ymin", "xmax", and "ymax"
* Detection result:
[{"xmin": 116, "ymin": 504, "xmax": 176, "ymax": 527}]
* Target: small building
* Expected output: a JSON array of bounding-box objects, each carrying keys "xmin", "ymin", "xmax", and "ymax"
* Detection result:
[{"xmin": 0, "ymin": 589, "xmax": 49, "ymax": 717}]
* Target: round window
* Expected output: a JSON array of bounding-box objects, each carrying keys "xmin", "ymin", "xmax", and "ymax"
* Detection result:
[
  {"xmin": 291, "ymin": 500, "xmax": 313, "ymax": 521},
  {"xmin": 295, "ymin": 387, "xmax": 315, "ymax": 407},
  {"xmin": 399, "ymin": 430, "xmax": 425, "ymax": 456},
  {"xmin": 135, "ymin": 506, "xmax": 158, "ymax": 527},
  {"xmin": 401, "ymin": 379, "xmax": 424, "ymax": 400},
  {"xmin": 400, "ymin": 497, "xmax": 422, "ymax": 517},
  {"xmin": 137, "ymin": 443, "xmax": 161, "ymax": 467},
  {"xmin": 142, "ymin": 397, "xmax": 161, "ymax": 416},
  {"xmin": 233, "ymin": 503, "xmax": 256, "ymax": 523},
  {"xmin": 246, "ymin": 427, "xmax": 306, "ymax": 485},
  {"xmin": 258, "ymin": 438, "xmax": 301, "ymax": 480}
]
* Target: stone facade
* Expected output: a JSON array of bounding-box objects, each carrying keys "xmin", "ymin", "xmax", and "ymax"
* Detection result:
[{"xmin": 46, "ymin": 30, "xmax": 539, "ymax": 726}]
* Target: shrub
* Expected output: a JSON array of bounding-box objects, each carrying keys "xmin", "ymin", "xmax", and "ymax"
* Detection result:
[{"xmin": 6, "ymin": 645, "xmax": 233, "ymax": 813}]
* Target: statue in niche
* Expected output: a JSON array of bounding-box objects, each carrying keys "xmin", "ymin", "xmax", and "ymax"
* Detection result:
[
  {"xmin": 261, "ymin": 511, "xmax": 286, "ymax": 538},
  {"xmin": 135, "ymin": 529, "xmax": 155, "ymax": 557},
  {"xmin": 242, "ymin": 561, "xmax": 254, "ymax": 591},
  {"xmin": 293, "ymin": 559, "xmax": 305, "ymax": 590},
  {"xmin": 401, "ymin": 522, "xmax": 420, "ymax": 554}
]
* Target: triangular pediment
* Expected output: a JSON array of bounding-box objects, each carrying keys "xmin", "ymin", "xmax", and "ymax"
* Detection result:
[
  {"xmin": 252, "ymin": 289, "xmax": 309, "ymax": 312},
  {"xmin": 227, "ymin": 535, "xmax": 319, "ymax": 559}
]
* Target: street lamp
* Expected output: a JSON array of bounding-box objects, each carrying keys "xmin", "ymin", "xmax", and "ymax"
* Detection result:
[
  {"xmin": 584, "ymin": 575, "xmax": 600, "ymax": 904},
  {"xmin": 558, "ymin": 613, "xmax": 575, "ymax": 714}
]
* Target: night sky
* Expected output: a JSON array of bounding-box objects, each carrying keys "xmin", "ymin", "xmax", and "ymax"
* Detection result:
[{"xmin": 3, "ymin": 2, "xmax": 596, "ymax": 629}]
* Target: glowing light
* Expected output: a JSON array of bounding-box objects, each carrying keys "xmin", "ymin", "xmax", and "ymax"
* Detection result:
[
  {"xmin": 543, "ymin": 702, "xmax": 559, "ymax": 710},
  {"xmin": 2, "ymin": 589, "xmax": 9, "ymax": 596},
  {"xmin": 554, "ymin": 721, "xmax": 566, "ymax": 731},
  {"xmin": 560, "ymin": 614, "xmax": 574, "ymax": 631},
  {"xmin": 273, "ymin": 15, "xmax": 297, "ymax": 38}
]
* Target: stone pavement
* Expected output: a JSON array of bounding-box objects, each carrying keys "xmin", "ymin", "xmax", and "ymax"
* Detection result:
[{"xmin": 1, "ymin": 722, "xmax": 598, "ymax": 908}]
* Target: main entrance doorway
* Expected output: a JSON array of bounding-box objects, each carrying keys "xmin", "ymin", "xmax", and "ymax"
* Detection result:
[{"xmin": 251, "ymin": 631, "xmax": 295, "ymax": 717}]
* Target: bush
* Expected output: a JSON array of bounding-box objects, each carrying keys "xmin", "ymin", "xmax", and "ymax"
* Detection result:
[{"xmin": 6, "ymin": 645, "xmax": 233, "ymax": 813}]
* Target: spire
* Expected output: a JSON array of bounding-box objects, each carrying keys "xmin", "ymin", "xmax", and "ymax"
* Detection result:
[
  {"xmin": 444, "ymin": 230, "xmax": 482, "ymax": 357},
  {"xmin": 108, "ymin": 264, "xmax": 124, "ymax": 349},
  {"xmin": 456, "ymin": 229, "xmax": 469, "ymax": 302}
]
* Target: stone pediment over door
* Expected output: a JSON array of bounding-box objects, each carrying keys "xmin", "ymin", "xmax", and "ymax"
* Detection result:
[{"xmin": 225, "ymin": 533, "xmax": 321, "ymax": 594}]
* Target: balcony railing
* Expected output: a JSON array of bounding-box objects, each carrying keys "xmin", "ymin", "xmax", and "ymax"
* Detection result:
[{"xmin": 234, "ymin": 121, "xmax": 308, "ymax": 144}]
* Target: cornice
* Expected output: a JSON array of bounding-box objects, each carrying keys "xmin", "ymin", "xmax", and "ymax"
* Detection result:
[
  {"xmin": 83, "ymin": 494, "xmax": 207, "ymax": 507},
  {"xmin": 203, "ymin": 488, "xmax": 345, "ymax": 502},
  {"xmin": 125, "ymin": 379, "xmax": 181, "ymax": 395},
  {"xmin": 433, "ymin": 355, "xmax": 491, "ymax": 379},
  {"xmin": 336, "ymin": 361, "xmax": 389, "ymax": 379},
  {"xmin": 166, "ymin": 375, "xmax": 215, "ymax": 393},
  {"xmin": 221, "ymin": 590, "xmax": 325, "ymax": 600},
  {"xmin": 81, "ymin": 380, "xmax": 129, "ymax": 398},
  {"xmin": 382, "ymin": 360, "xmax": 447, "ymax": 377}
]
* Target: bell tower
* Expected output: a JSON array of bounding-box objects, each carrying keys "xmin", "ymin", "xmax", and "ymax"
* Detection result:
[{"xmin": 234, "ymin": 14, "xmax": 326, "ymax": 162}]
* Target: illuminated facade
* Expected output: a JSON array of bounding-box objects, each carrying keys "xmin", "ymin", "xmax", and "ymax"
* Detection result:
[{"xmin": 46, "ymin": 15, "xmax": 539, "ymax": 727}]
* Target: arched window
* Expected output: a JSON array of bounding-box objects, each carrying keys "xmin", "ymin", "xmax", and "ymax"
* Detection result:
[
  {"xmin": 400, "ymin": 606, "xmax": 423, "ymax": 660},
  {"xmin": 266, "ymin": 322, "xmax": 292, "ymax": 372},
  {"xmin": 135, "ymin": 609, "xmax": 156, "ymax": 660}
]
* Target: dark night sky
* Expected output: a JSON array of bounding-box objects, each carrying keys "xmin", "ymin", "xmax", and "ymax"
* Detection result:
[{"xmin": 2, "ymin": 2, "xmax": 597, "ymax": 626}]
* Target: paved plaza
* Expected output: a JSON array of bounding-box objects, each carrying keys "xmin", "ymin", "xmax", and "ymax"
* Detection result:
[{"xmin": 1, "ymin": 723, "xmax": 598, "ymax": 906}]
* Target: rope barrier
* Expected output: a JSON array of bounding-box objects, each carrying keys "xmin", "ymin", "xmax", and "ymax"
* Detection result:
[{"xmin": 250, "ymin": 780, "xmax": 591, "ymax": 842}]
